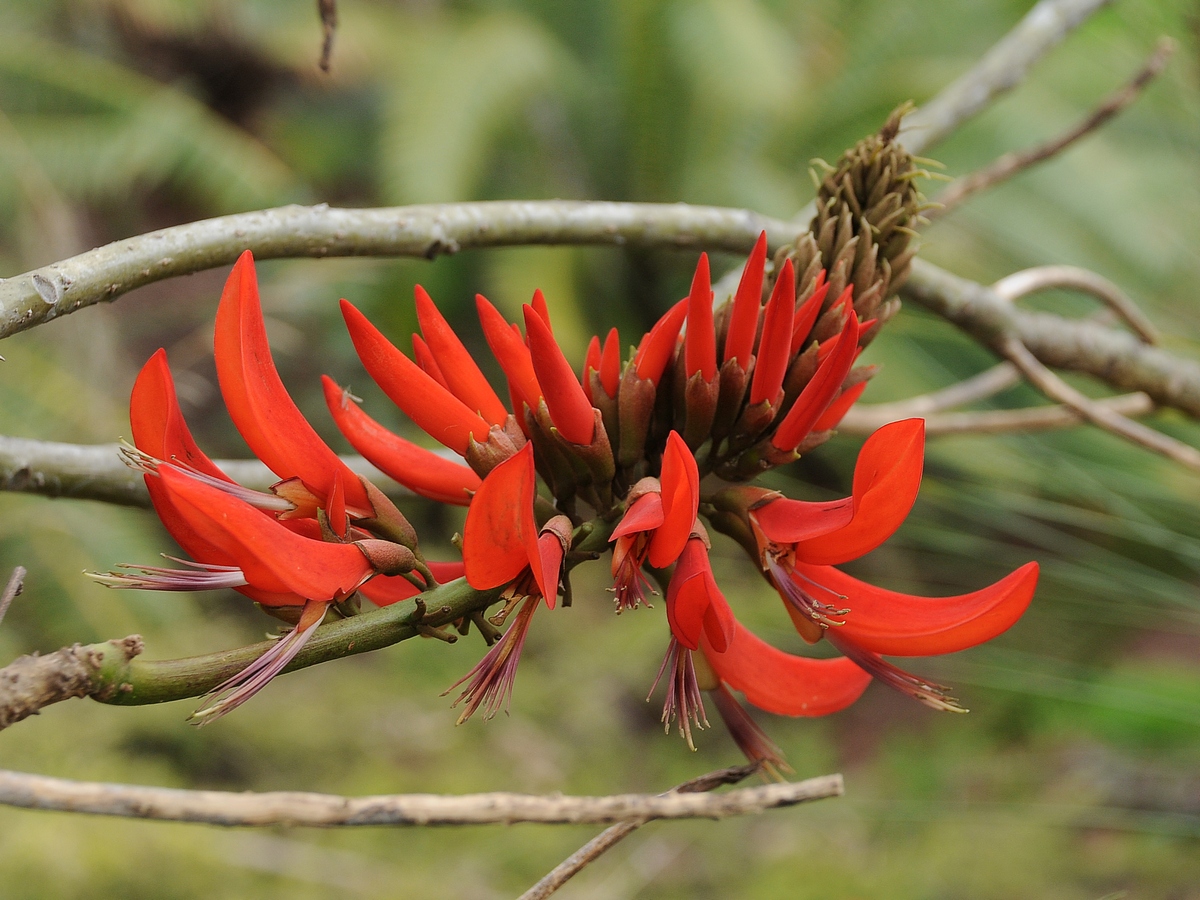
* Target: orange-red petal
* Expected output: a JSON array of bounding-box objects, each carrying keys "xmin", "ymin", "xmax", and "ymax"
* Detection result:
[
  {"xmin": 633, "ymin": 299, "xmax": 687, "ymax": 384},
  {"xmin": 792, "ymin": 561, "xmax": 1039, "ymax": 656},
  {"xmin": 524, "ymin": 305, "xmax": 594, "ymax": 445},
  {"xmin": 702, "ymin": 622, "xmax": 871, "ymax": 716},
  {"xmin": 321, "ymin": 376, "xmax": 479, "ymax": 506},
  {"xmin": 724, "ymin": 231, "xmax": 767, "ymax": 368},
  {"xmin": 462, "ymin": 443, "xmax": 540, "ymax": 591},
  {"xmin": 795, "ymin": 418, "xmax": 924, "ymax": 565},
  {"xmin": 415, "ymin": 285, "xmax": 509, "ymax": 425},
  {"xmin": 684, "ymin": 253, "xmax": 716, "ymax": 381},
  {"xmin": 749, "ymin": 258, "xmax": 795, "ymax": 405},
  {"xmin": 771, "ymin": 309, "xmax": 859, "ymax": 451},
  {"xmin": 360, "ymin": 561, "xmax": 466, "ymax": 607},
  {"xmin": 214, "ymin": 252, "xmax": 371, "ymax": 514},
  {"xmin": 476, "ymin": 294, "xmax": 543, "ymax": 413},
  {"xmin": 341, "ymin": 299, "xmax": 490, "ymax": 455},
  {"xmin": 646, "ymin": 431, "xmax": 699, "ymax": 568},
  {"xmin": 752, "ymin": 496, "xmax": 854, "ymax": 544}
]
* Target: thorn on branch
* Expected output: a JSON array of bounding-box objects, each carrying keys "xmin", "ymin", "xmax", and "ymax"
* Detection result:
[{"xmin": 317, "ymin": 0, "xmax": 338, "ymax": 73}]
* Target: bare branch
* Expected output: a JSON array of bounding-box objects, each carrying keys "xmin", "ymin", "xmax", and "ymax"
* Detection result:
[
  {"xmin": 519, "ymin": 764, "xmax": 763, "ymax": 900},
  {"xmin": 931, "ymin": 38, "xmax": 1175, "ymax": 216},
  {"xmin": 845, "ymin": 363, "xmax": 1021, "ymax": 425},
  {"xmin": 840, "ymin": 392, "xmax": 1154, "ymax": 436},
  {"xmin": 899, "ymin": 0, "xmax": 1115, "ymax": 155},
  {"xmin": 0, "ymin": 767, "xmax": 842, "ymax": 827},
  {"xmin": 0, "ymin": 566, "xmax": 25, "ymax": 629},
  {"xmin": 0, "ymin": 202, "xmax": 783, "ymax": 339},
  {"xmin": 0, "ymin": 436, "xmax": 407, "ymax": 507},
  {"xmin": 999, "ymin": 336, "xmax": 1200, "ymax": 470},
  {"xmin": 991, "ymin": 265, "xmax": 1159, "ymax": 344},
  {"xmin": 902, "ymin": 259, "xmax": 1200, "ymax": 419}
]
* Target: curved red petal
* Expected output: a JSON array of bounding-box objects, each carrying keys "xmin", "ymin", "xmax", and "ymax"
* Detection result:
[
  {"xmin": 647, "ymin": 431, "xmax": 700, "ymax": 568},
  {"xmin": 213, "ymin": 252, "xmax": 371, "ymax": 514},
  {"xmin": 322, "ymin": 376, "xmax": 479, "ymax": 505},
  {"xmin": 531, "ymin": 288, "xmax": 552, "ymax": 329},
  {"xmin": 749, "ymin": 258, "xmax": 795, "ymax": 405},
  {"xmin": 132, "ymin": 350, "xmax": 228, "ymax": 480},
  {"xmin": 685, "ymin": 253, "xmax": 716, "ymax": 381},
  {"xmin": 535, "ymin": 529, "xmax": 565, "ymax": 609},
  {"xmin": 582, "ymin": 334, "xmax": 602, "ymax": 400},
  {"xmin": 665, "ymin": 538, "xmax": 729, "ymax": 651},
  {"xmin": 360, "ymin": 561, "xmax": 466, "ymax": 607},
  {"xmin": 476, "ymin": 294, "xmax": 543, "ymax": 413},
  {"xmin": 795, "ymin": 418, "xmax": 924, "ymax": 565},
  {"xmin": 634, "ymin": 299, "xmax": 687, "ymax": 384},
  {"xmin": 610, "ymin": 491, "xmax": 665, "ymax": 541},
  {"xmin": 790, "ymin": 272, "xmax": 830, "ymax": 355},
  {"xmin": 415, "ymin": 286, "xmax": 509, "ymax": 425},
  {"xmin": 462, "ymin": 443, "xmax": 539, "ymax": 590},
  {"xmin": 752, "ymin": 496, "xmax": 854, "ymax": 544},
  {"xmin": 813, "ymin": 380, "xmax": 868, "ymax": 432},
  {"xmin": 724, "ymin": 231, "xmax": 767, "ymax": 368},
  {"xmin": 341, "ymin": 299, "xmax": 490, "ymax": 455},
  {"xmin": 600, "ymin": 328, "xmax": 621, "ymax": 398},
  {"xmin": 159, "ymin": 467, "xmax": 372, "ymax": 601},
  {"xmin": 411, "ymin": 334, "xmax": 451, "ymax": 390},
  {"xmin": 524, "ymin": 305, "xmax": 594, "ymax": 445},
  {"xmin": 702, "ymin": 622, "xmax": 872, "ymax": 717},
  {"xmin": 771, "ymin": 309, "xmax": 859, "ymax": 452},
  {"xmin": 795, "ymin": 561, "xmax": 1039, "ymax": 656}
]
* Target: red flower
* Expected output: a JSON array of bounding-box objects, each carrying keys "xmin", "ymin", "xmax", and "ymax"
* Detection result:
[
  {"xmin": 745, "ymin": 418, "xmax": 1039, "ymax": 710},
  {"xmin": 609, "ymin": 431, "xmax": 699, "ymax": 610},
  {"xmin": 451, "ymin": 443, "xmax": 572, "ymax": 721}
]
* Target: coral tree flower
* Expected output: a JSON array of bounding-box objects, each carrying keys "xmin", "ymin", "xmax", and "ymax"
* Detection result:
[
  {"xmin": 450, "ymin": 443, "xmax": 571, "ymax": 722},
  {"xmin": 739, "ymin": 418, "xmax": 1039, "ymax": 711},
  {"xmin": 608, "ymin": 431, "xmax": 699, "ymax": 610}
]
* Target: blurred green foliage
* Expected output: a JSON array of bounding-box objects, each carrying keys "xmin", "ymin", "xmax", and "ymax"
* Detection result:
[{"xmin": 0, "ymin": 0, "xmax": 1199, "ymax": 896}]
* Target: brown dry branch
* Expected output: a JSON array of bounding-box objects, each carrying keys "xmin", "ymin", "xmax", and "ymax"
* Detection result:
[
  {"xmin": 518, "ymin": 764, "xmax": 764, "ymax": 900},
  {"xmin": 0, "ymin": 566, "xmax": 25, "ymax": 629},
  {"xmin": 930, "ymin": 38, "xmax": 1175, "ymax": 218},
  {"xmin": 0, "ymin": 766, "xmax": 842, "ymax": 827}
]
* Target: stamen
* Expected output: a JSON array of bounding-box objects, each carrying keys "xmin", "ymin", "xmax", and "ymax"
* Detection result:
[
  {"xmin": 648, "ymin": 638, "xmax": 709, "ymax": 750},
  {"xmin": 766, "ymin": 557, "xmax": 849, "ymax": 628},
  {"xmin": 827, "ymin": 632, "xmax": 967, "ymax": 713},
  {"xmin": 447, "ymin": 595, "xmax": 538, "ymax": 722},
  {"xmin": 710, "ymin": 684, "xmax": 792, "ymax": 780},
  {"xmin": 189, "ymin": 600, "xmax": 328, "ymax": 724},
  {"xmin": 610, "ymin": 553, "xmax": 657, "ymax": 612},
  {"xmin": 120, "ymin": 442, "xmax": 294, "ymax": 513},
  {"xmin": 87, "ymin": 560, "xmax": 248, "ymax": 591}
]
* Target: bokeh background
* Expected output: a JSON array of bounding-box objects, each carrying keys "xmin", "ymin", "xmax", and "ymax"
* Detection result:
[{"xmin": 1, "ymin": 0, "xmax": 1199, "ymax": 897}]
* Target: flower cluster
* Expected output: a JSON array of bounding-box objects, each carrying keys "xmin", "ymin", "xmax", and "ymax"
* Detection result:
[{"xmin": 96, "ymin": 238, "xmax": 1036, "ymax": 767}]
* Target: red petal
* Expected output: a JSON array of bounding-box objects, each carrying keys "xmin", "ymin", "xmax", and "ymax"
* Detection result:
[
  {"xmin": 724, "ymin": 232, "xmax": 767, "ymax": 368},
  {"xmin": 752, "ymin": 496, "xmax": 854, "ymax": 544},
  {"xmin": 795, "ymin": 418, "xmax": 925, "ymax": 565},
  {"xmin": 159, "ymin": 467, "xmax": 372, "ymax": 601},
  {"xmin": 666, "ymin": 538, "xmax": 731, "ymax": 651},
  {"xmin": 476, "ymin": 294, "xmax": 543, "ymax": 413},
  {"xmin": 702, "ymin": 622, "xmax": 872, "ymax": 716},
  {"xmin": 600, "ymin": 328, "xmax": 621, "ymax": 398},
  {"xmin": 341, "ymin": 299, "xmax": 490, "ymax": 455},
  {"xmin": 214, "ymin": 252, "xmax": 372, "ymax": 515},
  {"xmin": 415, "ymin": 286, "xmax": 509, "ymax": 425},
  {"xmin": 582, "ymin": 334, "xmax": 602, "ymax": 401},
  {"xmin": 749, "ymin": 258, "xmax": 795, "ymax": 405},
  {"xmin": 813, "ymin": 381, "xmax": 867, "ymax": 432},
  {"xmin": 685, "ymin": 253, "xmax": 716, "ymax": 381},
  {"xmin": 647, "ymin": 431, "xmax": 699, "ymax": 568},
  {"xmin": 790, "ymin": 272, "xmax": 830, "ymax": 355},
  {"xmin": 361, "ymin": 561, "xmax": 466, "ymax": 607},
  {"xmin": 322, "ymin": 376, "xmax": 480, "ymax": 506},
  {"xmin": 610, "ymin": 491, "xmax": 665, "ymax": 542},
  {"xmin": 524, "ymin": 305, "xmax": 595, "ymax": 445},
  {"xmin": 793, "ymin": 561, "xmax": 1039, "ymax": 656},
  {"xmin": 531, "ymin": 288, "xmax": 552, "ymax": 330},
  {"xmin": 411, "ymin": 333, "xmax": 450, "ymax": 390},
  {"xmin": 771, "ymin": 309, "xmax": 859, "ymax": 452},
  {"xmin": 634, "ymin": 299, "xmax": 687, "ymax": 384},
  {"xmin": 131, "ymin": 349, "xmax": 228, "ymax": 482},
  {"xmin": 462, "ymin": 443, "xmax": 539, "ymax": 590},
  {"xmin": 535, "ymin": 529, "xmax": 565, "ymax": 609}
]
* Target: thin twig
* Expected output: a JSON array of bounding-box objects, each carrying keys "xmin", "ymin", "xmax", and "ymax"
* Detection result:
[
  {"xmin": 999, "ymin": 335, "xmax": 1200, "ymax": 470},
  {"xmin": 0, "ymin": 767, "xmax": 842, "ymax": 827},
  {"xmin": 899, "ymin": 0, "xmax": 1115, "ymax": 155},
  {"xmin": 840, "ymin": 392, "xmax": 1153, "ymax": 436},
  {"xmin": 845, "ymin": 363, "xmax": 1021, "ymax": 424},
  {"xmin": 0, "ymin": 567, "xmax": 26, "ymax": 629},
  {"xmin": 519, "ymin": 764, "xmax": 763, "ymax": 900},
  {"xmin": 992, "ymin": 265, "xmax": 1159, "ymax": 344},
  {"xmin": 931, "ymin": 38, "xmax": 1175, "ymax": 217},
  {"xmin": 317, "ymin": 0, "xmax": 338, "ymax": 73}
]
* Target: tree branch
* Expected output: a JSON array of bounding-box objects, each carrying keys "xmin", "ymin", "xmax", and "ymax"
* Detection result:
[
  {"xmin": 518, "ymin": 764, "xmax": 765, "ymax": 900},
  {"xmin": 0, "ymin": 436, "xmax": 405, "ymax": 507},
  {"xmin": 0, "ymin": 767, "xmax": 842, "ymax": 827},
  {"xmin": 930, "ymin": 37, "xmax": 1174, "ymax": 216},
  {"xmin": 898, "ymin": 0, "xmax": 1114, "ymax": 155}
]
